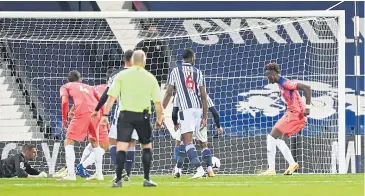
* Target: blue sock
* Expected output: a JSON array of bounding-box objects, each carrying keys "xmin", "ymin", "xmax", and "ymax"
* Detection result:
[
  {"xmin": 185, "ymin": 144, "xmax": 201, "ymax": 168},
  {"xmin": 109, "ymin": 145, "xmax": 117, "ymax": 165},
  {"xmin": 173, "ymin": 146, "xmax": 179, "ymax": 161},
  {"xmin": 177, "ymin": 145, "xmax": 186, "ymax": 169},
  {"xmin": 202, "ymin": 148, "xmax": 213, "ymax": 167},
  {"xmin": 125, "ymin": 147, "xmax": 135, "ymax": 176}
]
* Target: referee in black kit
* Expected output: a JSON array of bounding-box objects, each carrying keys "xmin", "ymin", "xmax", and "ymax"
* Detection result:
[{"xmin": 99, "ymin": 50, "xmax": 164, "ymax": 188}]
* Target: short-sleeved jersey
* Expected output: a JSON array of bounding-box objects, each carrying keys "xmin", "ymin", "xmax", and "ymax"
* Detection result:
[
  {"xmin": 93, "ymin": 84, "xmax": 107, "ymax": 113},
  {"xmin": 108, "ymin": 66, "xmax": 161, "ymax": 113},
  {"xmin": 106, "ymin": 68, "xmax": 128, "ymax": 126},
  {"xmin": 173, "ymin": 94, "xmax": 214, "ymax": 109},
  {"xmin": 107, "ymin": 68, "xmax": 128, "ymax": 87},
  {"xmin": 93, "ymin": 84, "xmax": 107, "ymax": 99},
  {"xmin": 60, "ymin": 82, "xmax": 98, "ymax": 115},
  {"xmin": 167, "ymin": 63, "xmax": 205, "ymax": 111},
  {"xmin": 278, "ymin": 77, "xmax": 305, "ymax": 113}
]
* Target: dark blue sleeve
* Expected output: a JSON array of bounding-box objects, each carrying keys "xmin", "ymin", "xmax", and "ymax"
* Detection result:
[
  {"xmin": 209, "ymin": 107, "xmax": 220, "ymax": 128},
  {"xmin": 172, "ymin": 107, "xmax": 179, "ymax": 126},
  {"xmin": 95, "ymin": 87, "xmax": 109, "ymax": 112}
]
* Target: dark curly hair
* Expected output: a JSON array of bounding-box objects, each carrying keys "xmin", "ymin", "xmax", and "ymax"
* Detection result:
[
  {"xmin": 265, "ymin": 62, "xmax": 280, "ymax": 73},
  {"xmin": 68, "ymin": 70, "xmax": 81, "ymax": 82}
]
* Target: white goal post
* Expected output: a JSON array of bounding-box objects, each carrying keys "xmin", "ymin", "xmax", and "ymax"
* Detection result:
[{"xmin": 0, "ymin": 11, "xmax": 346, "ymax": 174}]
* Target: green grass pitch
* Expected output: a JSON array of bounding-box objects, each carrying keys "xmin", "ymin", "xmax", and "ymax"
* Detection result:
[{"xmin": 0, "ymin": 174, "xmax": 363, "ymax": 196}]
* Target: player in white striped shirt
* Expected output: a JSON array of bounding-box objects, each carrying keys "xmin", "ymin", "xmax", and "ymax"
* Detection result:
[
  {"xmin": 172, "ymin": 94, "xmax": 223, "ymax": 178},
  {"xmin": 163, "ymin": 49, "xmax": 208, "ymax": 179}
]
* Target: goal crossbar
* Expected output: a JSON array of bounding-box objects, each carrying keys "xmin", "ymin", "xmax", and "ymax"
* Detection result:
[{"xmin": 0, "ymin": 10, "xmax": 345, "ymax": 19}]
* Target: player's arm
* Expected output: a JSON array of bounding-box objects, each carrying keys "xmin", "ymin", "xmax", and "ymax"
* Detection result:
[
  {"xmin": 297, "ymin": 83, "xmax": 311, "ymax": 115},
  {"xmin": 162, "ymin": 68, "xmax": 176, "ymax": 109},
  {"xmin": 151, "ymin": 75, "xmax": 164, "ymax": 128},
  {"xmin": 24, "ymin": 163, "xmax": 40, "ymax": 175},
  {"xmin": 90, "ymin": 87, "xmax": 109, "ymax": 120},
  {"xmin": 199, "ymin": 71, "xmax": 208, "ymax": 123},
  {"xmin": 13, "ymin": 155, "xmax": 28, "ymax": 178},
  {"xmin": 24, "ymin": 163, "xmax": 47, "ymax": 178},
  {"xmin": 172, "ymin": 107, "xmax": 179, "ymax": 126},
  {"xmin": 69, "ymin": 105, "xmax": 75, "ymax": 114},
  {"xmin": 60, "ymin": 86, "xmax": 69, "ymax": 128},
  {"xmin": 94, "ymin": 87, "xmax": 109, "ymax": 112},
  {"xmin": 68, "ymin": 105, "xmax": 75, "ymax": 118},
  {"xmin": 284, "ymin": 81, "xmax": 311, "ymax": 115},
  {"xmin": 209, "ymin": 107, "xmax": 221, "ymax": 128},
  {"xmin": 296, "ymin": 83, "xmax": 311, "ymax": 105}
]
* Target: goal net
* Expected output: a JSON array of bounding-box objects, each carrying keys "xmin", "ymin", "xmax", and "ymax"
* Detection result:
[{"xmin": 0, "ymin": 11, "xmax": 345, "ymax": 175}]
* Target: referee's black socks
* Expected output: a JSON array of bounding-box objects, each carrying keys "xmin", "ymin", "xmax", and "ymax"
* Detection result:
[
  {"xmin": 116, "ymin": 151, "xmax": 126, "ymax": 181},
  {"xmin": 142, "ymin": 148, "xmax": 152, "ymax": 181}
]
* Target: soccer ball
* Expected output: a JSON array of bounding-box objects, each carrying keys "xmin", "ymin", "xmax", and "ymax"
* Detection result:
[{"xmin": 212, "ymin": 156, "xmax": 221, "ymax": 169}]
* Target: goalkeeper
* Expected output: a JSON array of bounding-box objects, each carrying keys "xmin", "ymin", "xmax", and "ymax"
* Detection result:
[
  {"xmin": 172, "ymin": 94, "xmax": 223, "ymax": 178},
  {"xmin": 0, "ymin": 144, "xmax": 47, "ymax": 178}
]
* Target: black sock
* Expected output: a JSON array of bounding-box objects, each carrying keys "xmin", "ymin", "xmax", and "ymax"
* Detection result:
[
  {"xmin": 142, "ymin": 148, "xmax": 152, "ymax": 181},
  {"xmin": 116, "ymin": 151, "xmax": 126, "ymax": 181}
]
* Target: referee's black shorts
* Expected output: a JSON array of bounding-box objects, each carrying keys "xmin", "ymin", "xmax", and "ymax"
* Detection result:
[{"xmin": 117, "ymin": 111, "xmax": 152, "ymax": 144}]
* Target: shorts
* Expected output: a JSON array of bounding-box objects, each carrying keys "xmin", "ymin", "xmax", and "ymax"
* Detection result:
[
  {"xmin": 66, "ymin": 112, "xmax": 98, "ymax": 142},
  {"xmin": 88, "ymin": 118, "xmax": 109, "ymax": 143},
  {"xmin": 178, "ymin": 108, "xmax": 206, "ymax": 142},
  {"xmin": 175, "ymin": 125, "xmax": 208, "ymax": 143},
  {"xmin": 274, "ymin": 112, "xmax": 307, "ymax": 136},
  {"xmin": 109, "ymin": 124, "xmax": 139, "ymax": 141},
  {"xmin": 117, "ymin": 111, "xmax": 152, "ymax": 144}
]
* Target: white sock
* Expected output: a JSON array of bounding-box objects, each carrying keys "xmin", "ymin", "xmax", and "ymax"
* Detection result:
[
  {"xmin": 82, "ymin": 152, "xmax": 95, "ymax": 168},
  {"xmin": 267, "ymin": 134, "xmax": 277, "ymax": 170},
  {"xmin": 197, "ymin": 166, "xmax": 204, "ymax": 173},
  {"xmin": 65, "ymin": 145, "xmax": 75, "ymax": 176},
  {"xmin": 276, "ymin": 139, "xmax": 295, "ymax": 165},
  {"xmin": 207, "ymin": 166, "xmax": 213, "ymax": 172},
  {"xmin": 94, "ymin": 147, "xmax": 105, "ymax": 175},
  {"xmin": 80, "ymin": 143, "xmax": 93, "ymax": 164}
]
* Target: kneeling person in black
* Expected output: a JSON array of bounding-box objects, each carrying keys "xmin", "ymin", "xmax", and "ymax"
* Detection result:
[
  {"xmin": 100, "ymin": 50, "xmax": 164, "ymax": 187},
  {"xmin": 0, "ymin": 144, "xmax": 47, "ymax": 178}
]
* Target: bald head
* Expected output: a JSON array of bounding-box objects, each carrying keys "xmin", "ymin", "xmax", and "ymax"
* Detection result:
[{"xmin": 131, "ymin": 50, "xmax": 146, "ymax": 67}]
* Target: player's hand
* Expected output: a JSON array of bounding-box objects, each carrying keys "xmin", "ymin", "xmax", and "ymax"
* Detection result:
[
  {"xmin": 99, "ymin": 116, "xmax": 110, "ymax": 130},
  {"xmin": 200, "ymin": 118, "xmax": 207, "ymax": 130},
  {"xmin": 174, "ymin": 123, "xmax": 180, "ymax": 131},
  {"xmin": 90, "ymin": 111, "xmax": 99, "ymax": 121},
  {"xmin": 304, "ymin": 108, "xmax": 310, "ymax": 116},
  {"xmin": 155, "ymin": 114, "xmax": 165, "ymax": 129},
  {"xmin": 38, "ymin": 171, "xmax": 48, "ymax": 178},
  {"xmin": 62, "ymin": 121, "xmax": 68, "ymax": 131},
  {"xmin": 155, "ymin": 121, "xmax": 164, "ymax": 129},
  {"xmin": 216, "ymin": 127, "xmax": 224, "ymax": 135}
]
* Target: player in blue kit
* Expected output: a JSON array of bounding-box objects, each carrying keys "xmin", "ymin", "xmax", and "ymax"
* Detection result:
[{"xmin": 163, "ymin": 49, "xmax": 208, "ymax": 179}]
